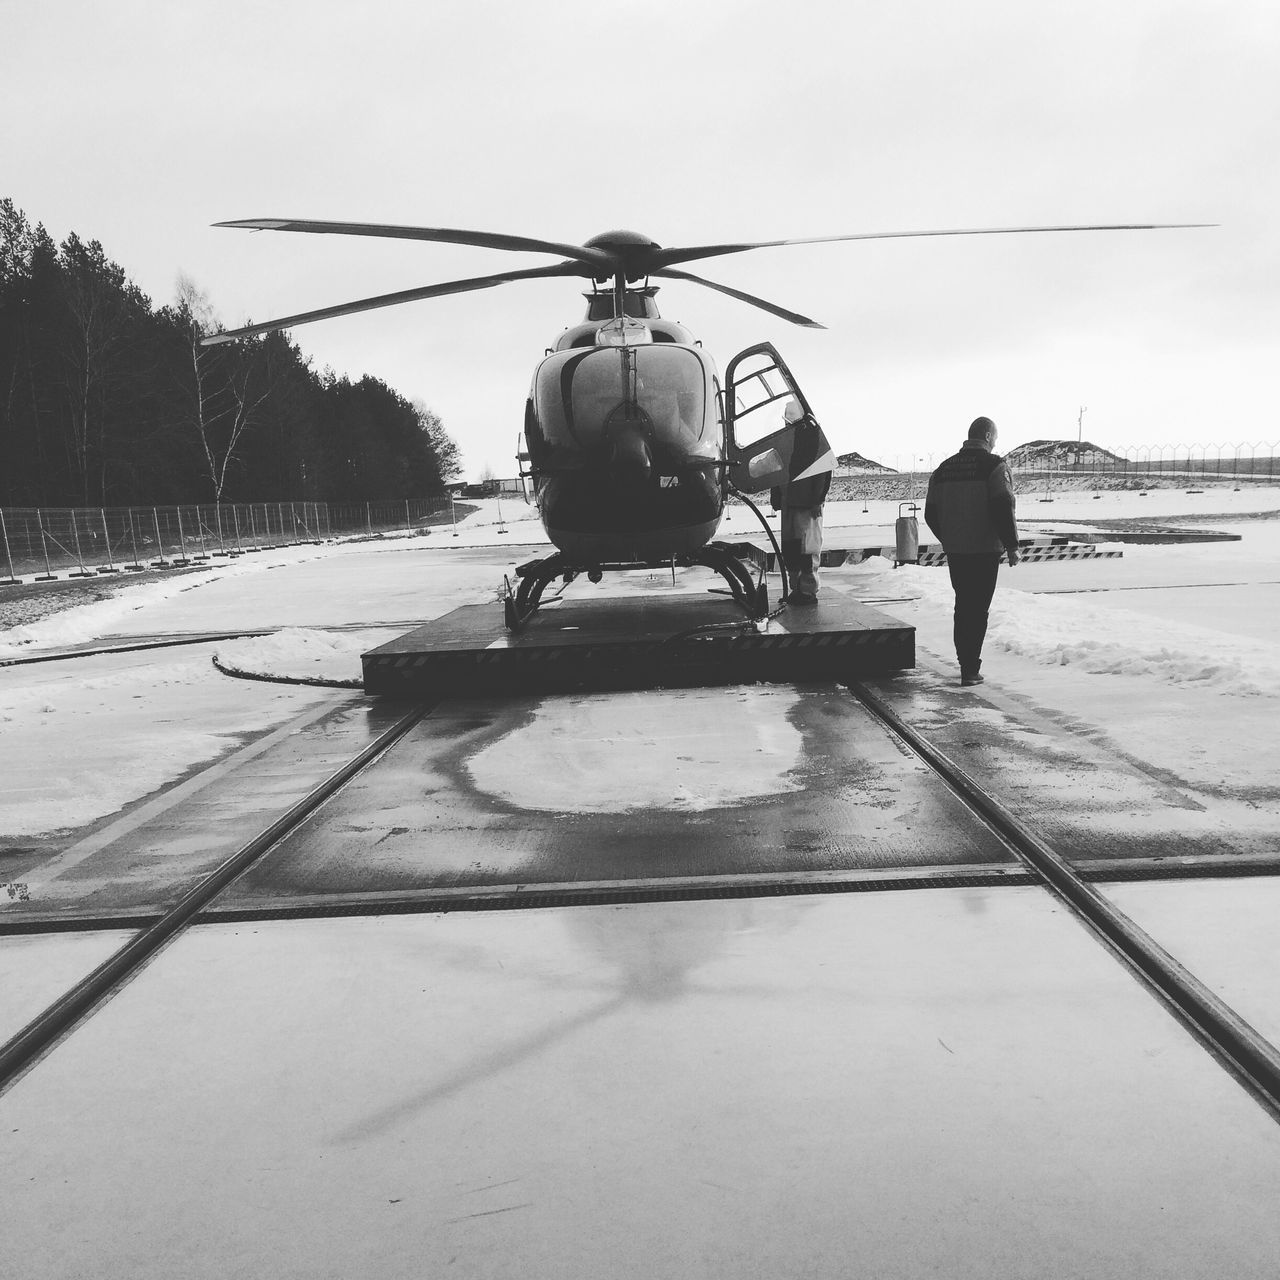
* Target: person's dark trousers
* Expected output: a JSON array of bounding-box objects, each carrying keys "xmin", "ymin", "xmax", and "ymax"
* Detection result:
[{"xmin": 946, "ymin": 552, "xmax": 1002, "ymax": 676}]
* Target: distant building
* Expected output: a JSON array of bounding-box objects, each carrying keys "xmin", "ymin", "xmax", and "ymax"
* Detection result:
[{"xmin": 457, "ymin": 477, "xmax": 523, "ymax": 498}]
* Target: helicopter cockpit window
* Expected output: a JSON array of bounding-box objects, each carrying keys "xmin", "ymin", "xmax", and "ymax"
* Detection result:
[{"xmin": 535, "ymin": 346, "xmax": 715, "ymax": 457}]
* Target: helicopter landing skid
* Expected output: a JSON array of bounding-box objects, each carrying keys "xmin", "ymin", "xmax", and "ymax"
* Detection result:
[{"xmin": 502, "ymin": 543, "xmax": 769, "ymax": 632}]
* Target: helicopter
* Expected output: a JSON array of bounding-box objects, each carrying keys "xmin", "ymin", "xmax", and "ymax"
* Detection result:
[{"xmin": 203, "ymin": 218, "xmax": 1207, "ymax": 628}]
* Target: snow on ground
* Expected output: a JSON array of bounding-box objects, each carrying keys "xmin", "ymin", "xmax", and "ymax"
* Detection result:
[
  {"xmin": 1, "ymin": 487, "xmax": 1277, "ymax": 839},
  {"xmin": 0, "ymin": 499, "xmax": 547, "ymax": 654},
  {"xmin": 866, "ymin": 539, "xmax": 1280, "ymax": 698},
  {"xmin": 0, "ymin": 648, "xmax": 335, "ymax": 836}
]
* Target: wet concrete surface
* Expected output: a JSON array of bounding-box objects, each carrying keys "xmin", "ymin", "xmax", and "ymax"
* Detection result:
[
  {"xmin": 220, "ymin": 685, "xmax": 1017, "ymax": 909},
  {"xmin": 865, "ymin": 665, "xmax": 1280, "ymax": 866},
  {"xmin": 0, "ymin": 696, "xmax": 415, "ymax": 924},
  {"xmin": 8, "ymin": 895, "xmax": 1280, "ymax": 1279},
  {"xmin": 7, "ymin": 647, "xmax": 1274, "ymax": 927},
  {"xmin": 0, "ymin": 929, "xmax": 133, "ymax": 1043},
  {"xmin": 1105, "ymin": 875, "xmax": 1280, "ymax": 1048}
]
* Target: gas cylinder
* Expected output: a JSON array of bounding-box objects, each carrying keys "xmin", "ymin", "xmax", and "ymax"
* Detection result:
[{"xmin": 895, "ymin": 502, "xmax": 919, "ymax": 566}]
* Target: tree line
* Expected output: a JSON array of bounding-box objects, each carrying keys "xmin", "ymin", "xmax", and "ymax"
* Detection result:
[{"xmin": 0, "ymin": 198, "xmax": 460, "ymax": 509}]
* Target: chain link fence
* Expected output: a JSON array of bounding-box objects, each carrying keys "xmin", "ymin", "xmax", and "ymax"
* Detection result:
[
  {"xmin": 832, "ymin": 442, "xmax": 1279, "ymax": 500},
  {"xmin": 851, "ymin": 442, "xmax": 1279, "ymax": 480},
  {"xmin": 1010, "ymin": 443, "xmax": 1278, "ymax": 480},
  {"xmin": 5, "ymin": 444, "xmax": 1276, "ymax": 582},
  {"xmin": 0, "ymin": 498, "xmax": 454, "ymax": 583}
]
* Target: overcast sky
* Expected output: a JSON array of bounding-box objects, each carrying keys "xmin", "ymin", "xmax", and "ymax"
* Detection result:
[{"xmin": 4, "ymin": 0, "xmax": 1277, "ymax": 477}]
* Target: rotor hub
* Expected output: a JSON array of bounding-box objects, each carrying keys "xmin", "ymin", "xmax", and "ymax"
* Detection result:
[{"xmin": 583, "ymin": 229, "xmax": 662, "ymax": 282}]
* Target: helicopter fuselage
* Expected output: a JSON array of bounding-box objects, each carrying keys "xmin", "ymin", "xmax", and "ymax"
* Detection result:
[{"xmin": 522, "ymin": 290, "xmax": 729, "ymax": 563}]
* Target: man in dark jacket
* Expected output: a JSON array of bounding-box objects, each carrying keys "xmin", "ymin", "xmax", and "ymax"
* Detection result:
[
  {"xmin": 924, "ymin": 416, "xmax": 1020, "ymax": 686},
  {"xmin": 770, "ymin": 399, "xmax": 832, "ymax": 603}
]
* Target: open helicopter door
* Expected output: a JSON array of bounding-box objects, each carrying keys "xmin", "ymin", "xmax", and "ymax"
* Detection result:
[{"xmin": 722, "ymin": 342, "xmax": 823, "ymax": 493}]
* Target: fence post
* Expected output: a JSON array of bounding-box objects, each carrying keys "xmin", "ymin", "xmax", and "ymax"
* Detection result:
[
  {"xmin": 124, "ymin": 509, "xmax": 144, "ymax": 570},
  {"xmin": 35, "ymin": 509, "xmax": 56, "ymax": 580},
  {"xmin": 151, "ymin": 508, "xmax": 170, "ymax": 568},
  {"xmin": 0, "ymin": 509, "xmax": 19, "ymax": 584},
  {"xmin": 405, "ymin": 498, "xmax": 411, "ymax": 535},
  {"xmin": 194, "ymin": 506, "xmax": 210, "ymax": 561},
  {"xmin": 174, "ymin": 507, "xmax": 191, "ymax": 566},
  {"xmin": 69, "ymin": 509, "xmax": 94, "ymax": 577},
  {"xmin": 230, "ymin": 506, "xmax": 243, "ymax": 556},
  {"xmin": 98, "ymin": 508, "xmax": 119, "ymax": 573}
]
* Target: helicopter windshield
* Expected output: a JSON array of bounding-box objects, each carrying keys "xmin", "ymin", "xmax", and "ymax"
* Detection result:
[{"xmin": 534, "ymin": 346, "xmax": 716, "ymax": 458}]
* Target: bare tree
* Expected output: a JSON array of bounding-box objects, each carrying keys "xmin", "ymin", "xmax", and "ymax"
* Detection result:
[{"xmin": 174, "ymin": 274, "xmax": 280, "ymax": 502}]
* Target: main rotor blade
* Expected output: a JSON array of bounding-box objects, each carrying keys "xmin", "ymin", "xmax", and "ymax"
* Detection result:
[
  {"xmin": 200, "ymin": 262, "xmax": 585, "ymax": 345},
  {"xmin": 652, "ymin": 222, "xmax": 1217, "ymax": 269},
  {"xmin": 213, "ymin": 218, "xmax": 616, "ymax": 271},
  {"xmin": 652, "ymin": 268, "xmax": 825, "ymax": 329}
]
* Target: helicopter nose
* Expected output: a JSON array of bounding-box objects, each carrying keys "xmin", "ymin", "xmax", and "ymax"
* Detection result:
[{"xmin": 609, "ymin": 424, "xmax": 653, "ymax": 483}]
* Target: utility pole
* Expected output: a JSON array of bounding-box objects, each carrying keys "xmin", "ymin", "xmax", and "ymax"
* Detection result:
[{"xmin": 1076, "ymin": 405, "xmax": 1087, "ymax": 468}]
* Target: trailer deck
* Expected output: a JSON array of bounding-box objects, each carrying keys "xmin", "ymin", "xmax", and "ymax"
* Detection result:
[{"xmin": 362, "ymin": 590, "xmax": 914, "ymax": 697}]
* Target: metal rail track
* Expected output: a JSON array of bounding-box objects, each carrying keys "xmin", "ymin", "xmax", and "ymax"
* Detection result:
[
  {"xmin": 0, "ymin": 701, "xmax": 434, "ymax": 1093},
  {"xmin": 6, "ymin": 676, "xmax": 1280, "ymax": 1128},
  {"xmin": 848, "ymin": 679, "xmax": 1280, "ymax": 1122}
]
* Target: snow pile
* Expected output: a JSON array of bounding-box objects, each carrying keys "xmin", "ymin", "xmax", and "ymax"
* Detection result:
[
  {"xmin": 854, "ymin": 557, "xmax": 1280, "ymax": 698},
  {"xmin": 212, "ymin": 628, "xmax": 395, "ymax": 686},
  {"xmin": 990, "ymin": 592, "xmax": 1280, "ymax": 695}
]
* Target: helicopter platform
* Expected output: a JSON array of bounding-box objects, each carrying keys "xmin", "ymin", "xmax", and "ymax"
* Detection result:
[{"xmin": 362, "ymin": 592, "xmax": 913, "ymax": 697}]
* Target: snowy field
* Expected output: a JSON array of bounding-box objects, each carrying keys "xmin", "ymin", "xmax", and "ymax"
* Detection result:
[{"xmin": 1, "ymin": 485, "xmax": 1277, "ymax": 841}]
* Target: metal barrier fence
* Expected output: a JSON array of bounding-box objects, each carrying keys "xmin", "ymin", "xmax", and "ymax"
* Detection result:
[
  {"xmin": 1009, "ymin": 443, "xmax": 1279, "ymax": 479},
  {"xmin": 855, "ymin": 443, "xmax": 1279, "ymax": 481},
  {"xmin": 0, "ymin": 498, "xmax": 454, "ymax": 583},
  {"xmin": 5, "ymin": 443, "xmax": 1275, "ymax": 582}
]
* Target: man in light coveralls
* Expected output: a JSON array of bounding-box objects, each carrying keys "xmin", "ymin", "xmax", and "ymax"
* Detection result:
[
  {"xmin": 924, "ymin": 416, "xmax": 1020, "ymax": 686},
  {"xmin": 771, "ymin": 398, "xmax": 833, "ymax": 604}
]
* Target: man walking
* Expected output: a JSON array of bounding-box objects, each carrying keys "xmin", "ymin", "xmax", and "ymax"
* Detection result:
[{"xmin": 924, "ymin": 416, "xmax": 1020, "ymax": 686}]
